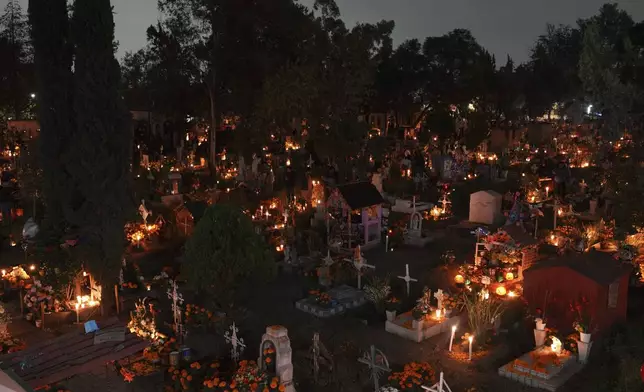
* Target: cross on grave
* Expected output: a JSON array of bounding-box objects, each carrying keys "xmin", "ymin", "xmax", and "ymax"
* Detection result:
[
  {"xmin": 422, "ymin": 372, "xmax": 452, "ymax": 392},
  {"xmin": 434, "ymin": 289, "xmax": 445, "ymax": 310},
  {"xmin": 397, "ymin": 264, "xmax": 418, "ymax": 296},
  {"xmin": 166, "ymin": 280, "xmax": 184, "ymax": 339},
  {"xmin": 283, "ymin": 208, "xmax": 289, "ymax": 225},
  {"xmin": 358, "ymin": 345, "xmax": 391, "ymax": 392},
  {"xmin": 344, "ymin": 246, "xmax": 375, "ymax": 289},
  {"xmin": 224, "ymin": 322, "xmax": 246, "ymax": 362},
  {"xmin": 439, "ymin": 194, "xmax": 451, "ymax": 214}
]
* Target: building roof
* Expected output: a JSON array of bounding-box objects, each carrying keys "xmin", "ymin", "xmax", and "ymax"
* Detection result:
[
  {"xmin": 336, "ymin": 182, "xmax": 384, "ymax": 210},
  {"xmin": 502, "ymin": 225, "xmax": 539, "ymax": 247},
  {"xmin": 524, "ymin": 250, "xmax": 632, "ymax": 285}
]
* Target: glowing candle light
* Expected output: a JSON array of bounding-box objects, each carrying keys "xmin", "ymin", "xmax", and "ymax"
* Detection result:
[
  {"xmin": 468, "ymin": 336, "xmax": 474, "ymax": 360},
  {"xmin": 449, "ymin": 325, "xmax": 457, "ymax": 352}
]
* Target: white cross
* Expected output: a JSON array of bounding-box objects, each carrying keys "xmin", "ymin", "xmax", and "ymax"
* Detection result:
[
  {"xmin": 166, "ymin": 280, "xmax": 184, "ymax": 337},
  {"xmin": 434, "ymin": 289, "xmax": 445, "ymax": 310},
  {"xmin": 224, "ymin": 322, "xmax": 246, "ymax": 362},
  {"xmin": 358, "ymin": 345, "xmax": 391, "ymax": 392},
  {"xmin": 440, "ymin": 194, "xmax": 451, "ymax": 213},
  {"xmin": 283, "ymin": 208, "xmax": 289, "ymax": 224},
  {"xmin": 344, "ymin": 246, "xmax": 374, "ymax": 289},
  {"xmin": 139, "ymin": 200, "xmax": 151, "ymax": 224},
  {"xmin": 397, "ymin": 264, "xmax": 418, "ymax": 296},
  {"xmin": 422, "ymin": 372, "xmax": 452, "ymax": 392}
]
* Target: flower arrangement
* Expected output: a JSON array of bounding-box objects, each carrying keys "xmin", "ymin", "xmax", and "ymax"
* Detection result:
[
  {"xmin": 117, "ymin": 359, "xmax": 158, "ymax": 382},
  {"xmin": 385, "ymin": 297, "xmax": 401, "ymax": 312},
  {"xmin": 309, "ymin": 290, "xmax": 332, "ymax": 308},
  {"xmin": 185, "ymin": 304, "xmax": 214, "ymax": 327},
  {"xmin": 0, "ymin": 336, "xmax": 25, "ymax": 355},
  {"xmin": 387, "ymin": 361, "xmax": 435, "ymax": 391},
  {"xmin": 121, "ymin": 282, "xmax": 138, "ymax": 290},
  {"xmin": 127, "ymin": 299, "xmax": 165, "ymax": 343},
  {"xmin": 570, "ymin": 297, "xmax": 593, "ymax": 334},
  {"xmin": 442, "ymin": 294, "xmax": 458, "ymax": 311},
  {"xmin": 263, "ymin": 345, "xmax": 276, "ymax": 372}
]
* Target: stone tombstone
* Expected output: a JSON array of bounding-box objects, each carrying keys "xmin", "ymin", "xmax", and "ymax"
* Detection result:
[
  {"xmin": 259, "ymin": 326, "xmax": 295, "ymax": 392},
  {"xmin": 469, "ymin": 190, "xmax": 502, "ymax": 225},
  {"xmin": 409, "ymin": 212, "xmax": 422, "ymax": 238}
]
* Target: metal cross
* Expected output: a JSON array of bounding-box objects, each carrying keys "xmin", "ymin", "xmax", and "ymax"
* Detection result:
[
  {"xmin": 358, "ymin": 345, "xmax": 390, "ymax": 392},
  {"xmin": 166, "ymin": 280, "xmax": 184, "ymax": 336},
  {"xmin": 224, "ymin": 322, "xmax": 246, "ymax": 362},
  {"xmin": 397, "ymin": 264, "xmax": 418, "ymax": 296},
  {"xmin": 344, "ymin": 246, "xmax": 375, "ymax": 289},
  {"xmin": 322, "ymin": 250, "xmax": 335, "ymax": 267}
]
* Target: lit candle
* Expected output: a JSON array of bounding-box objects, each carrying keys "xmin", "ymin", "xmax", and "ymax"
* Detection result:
[
  {"xmin": 449, "ymin": 325, "xmax": 457, "ymax": 352},
  {"xmin": 468, "ymin": 336, "xmax": 474, "ymax": 360},
  {"xmin": 545, "ymin": 186, "xmax": 549, "ymax": 198},
  {"xmin": 385, "ymin": 233, "xmax": 389, "ymax": 252},
  {"xmin": 435, "ymin": 309, "xmax": 442, "ymax": 319}
]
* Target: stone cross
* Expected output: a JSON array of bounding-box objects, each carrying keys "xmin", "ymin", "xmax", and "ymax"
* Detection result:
[
  {"xmin": 166, "ymin": 280, "xmax": 184, "ymax": 338},
  {"xmin": 283, "ymin": 208, "xmax": 289, "ymax": 224},
  {"xmin": 397, "ymin": 264, "xmax": 418, "ymax": 296},
  {"xmin": 224, "ymin": 322, "xmax": 246, "ymax": 362},
  {"xmin": 358, "ymin": 345, "xmax": 391, "ymax": 392},
  {"xmin": 434, "ymin": 289, "xmax": 444, "ymax": 310},
  {"xmin": 345, "ymin": 246, "xmax": 375, "ymax": 289}
]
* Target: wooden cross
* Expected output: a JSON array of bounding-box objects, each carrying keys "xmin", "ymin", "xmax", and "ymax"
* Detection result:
[
  {"xmin": 397, "ymin": 264, "xmax": 418, "ymax": 296},
  {"xmin": 345, "ymin": 246, "xmax": 374, "ymax": 289},
  {"xmin": 358, "ymin": 345, "xmax": 391, "ymax": 392}
]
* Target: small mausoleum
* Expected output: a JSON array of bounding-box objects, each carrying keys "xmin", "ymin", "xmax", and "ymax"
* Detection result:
[
  {"xmin": 523, "ymin": 250, "xmax": 632, "ymax": 332},
  {"xmin": 327, "ymin": 182, "xmax": 384, "ymax": 249}
]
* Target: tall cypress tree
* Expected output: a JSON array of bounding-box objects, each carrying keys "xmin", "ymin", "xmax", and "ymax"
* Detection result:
[
  {"xmin": 28, "ymin": 0, "xmax": 73, "ymax": 238},
  {"xmin": 70, "ymin": 0, "xmax": 133, "ymax": 311}
]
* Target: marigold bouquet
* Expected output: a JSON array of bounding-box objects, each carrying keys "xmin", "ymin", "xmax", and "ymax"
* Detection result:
[{"xmin": 387, "ymin": 361, "xmax": 435, "ymax": 391}]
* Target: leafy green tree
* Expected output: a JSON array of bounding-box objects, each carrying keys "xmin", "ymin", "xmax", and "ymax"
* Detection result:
[
  {"xmin": 68, "ymin": 0, "xmax": 133, "ymax": 312},
  {"xmin": 183, "ymin": 204, "xmax": 274, "ymax": 306},
  {"xmin": 28, "ymin": 0, "xmax": 74, "ymax": 238}
]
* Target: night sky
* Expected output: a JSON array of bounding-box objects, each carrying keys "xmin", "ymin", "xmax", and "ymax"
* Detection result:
[{"xmin": 7, "ymin": 0, "xmax": 644, "ymax": 63}]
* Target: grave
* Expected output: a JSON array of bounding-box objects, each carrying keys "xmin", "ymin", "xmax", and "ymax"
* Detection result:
[
  {"xmin": 498, "ymin": 345, "xmax": 584, "ymax": 391},
  {"xmin": 405, "ymin": 211, "xmax": 432, "ymax": 247},
  {"xmin": 384, "ymin": 311, "xmax": 460, "ymax": 343},
  {"xmin": 259, "ymin": 326, "xmax": 295, "ymax": 392},
  {"xmin": 392, "ymin": 197, "xmax": 432, "ymax": 214},
  {"xmin": 469, "ymin": 190, "xmax": 502, "ymax": 225},
  {"xmin": 295, "ymin": 285, "xmax": 367, "ymax": 318}
]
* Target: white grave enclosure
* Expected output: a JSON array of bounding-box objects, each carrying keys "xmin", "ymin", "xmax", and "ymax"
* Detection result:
[
  {"xmin": 259, "ymin": 326, "xmax": 295, "ymax": 392},
  {"xmin": 469, "ymin": 190, "xmax": 502, "ymax": 225}
]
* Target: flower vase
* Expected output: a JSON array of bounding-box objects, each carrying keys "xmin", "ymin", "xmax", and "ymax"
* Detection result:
[
  {"xmin": 35, "ymin": 319, "xmax": 42, "ymax": 328},
  {"xmin": 386, "ymin": 310, "xmax": 396, "ymax": 322},
  {"xmin": 412, "ymin": 319, "xmax": 423, "ymax": 330},
  {"xmin": 535, "ymin": 319, "xmax": 546, "ymax": 331},
  {"xmin": 580, "ymin": 332, "xmax": 591, "ymax": 343},
  {"xmin": 160, "ymin": 352, "xmax": 170, "ymax": 366}
]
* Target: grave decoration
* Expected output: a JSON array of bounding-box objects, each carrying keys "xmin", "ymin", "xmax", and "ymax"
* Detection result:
[
  {"xmin": 1, "ymin": 265, "xmax": 30, "ymax": 288},
  {"xmin": 184, "ymin": 303, "xmax": 216, "ymax": 329},
  {"xmin": 295, "ymin": 284, "xmax": 367, "ymax": 318},
  {"xmin": 0, "ymin": 302, "xmax": 25, "ymax": 355},
  {"xmin": 124, "ymin": 218, "xmax": 163, "ymax": 249},
  {"xmin": 224, "ymin": 322, "xmax": 246, "ymax": 362},
  {"xmin": 385, "ymin": 361, "xmax": 435, "ymax": 392},
  {"xmin": 385, "ymin": 287, "xmax": 459, "ymax": 343},
  {"xmin": 548, "ymin": 217, "xmax": 615, "ymax": 253},
  {"xmin": 127, "ymin": 298, "xmax": 165, "ymax": 343}
]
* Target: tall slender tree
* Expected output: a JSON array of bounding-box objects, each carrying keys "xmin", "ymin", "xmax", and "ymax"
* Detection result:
[
  {"xmin": 28, "ymin": 0, "xmax": 73, "ymax": 238},
  {"xmin": 70, "ymin": 0, "xmax": 133, "ymax": 312}
]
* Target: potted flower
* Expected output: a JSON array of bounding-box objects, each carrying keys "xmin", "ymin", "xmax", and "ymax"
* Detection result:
[
  {"xmin": 384, "ymin": 297, "xmax": 400, "ymax": 321},
  {"xmin": 535, "ymin": 317, "xmax": 546, "ymax": 331}
]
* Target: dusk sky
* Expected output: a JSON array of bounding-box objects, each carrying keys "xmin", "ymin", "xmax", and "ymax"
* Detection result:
[{"xmin": 8, "ymin": 0, "xmax": 644, "ymax": 63}]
